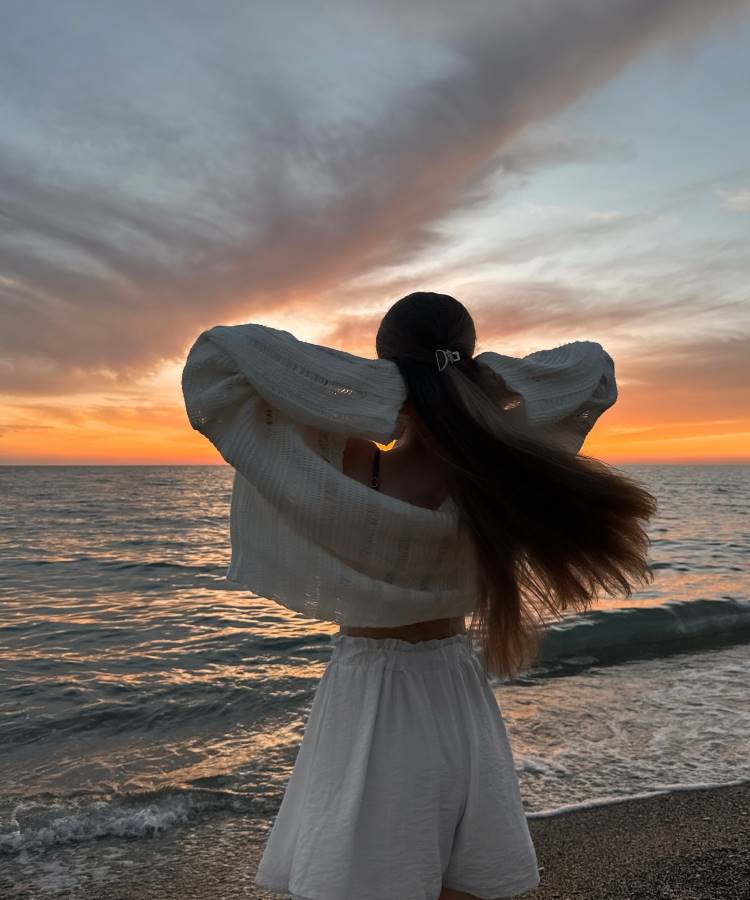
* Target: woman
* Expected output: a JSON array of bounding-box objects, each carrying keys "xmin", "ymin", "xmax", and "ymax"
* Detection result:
[{"xmin": 182, "ymin": 291, "xmax": 657, "ymax": 900}]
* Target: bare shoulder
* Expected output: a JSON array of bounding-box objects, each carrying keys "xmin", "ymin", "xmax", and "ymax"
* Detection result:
[{"xmin": 343, "ymin": 436, "xmax": 375, "ymax": 462}]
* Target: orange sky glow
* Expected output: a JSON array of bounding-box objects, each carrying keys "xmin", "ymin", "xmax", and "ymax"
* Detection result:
[{"xmin": 2, "ymin": 339, "xmax": 747, "ymax": 465}]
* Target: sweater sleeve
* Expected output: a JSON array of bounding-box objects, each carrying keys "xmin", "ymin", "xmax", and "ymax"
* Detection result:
[
  {"xmin": 474, "ymin": 340, "xmax": 617, "ymax": 454},
  {"xmin": 180, "ymin": 322, "xmax": 408, "ymax": 478}
]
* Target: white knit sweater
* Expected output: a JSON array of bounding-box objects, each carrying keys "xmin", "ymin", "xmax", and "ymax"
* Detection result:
[{"xmin": 181, "ymin": 323, "xmax": 617, "ymax": 627}]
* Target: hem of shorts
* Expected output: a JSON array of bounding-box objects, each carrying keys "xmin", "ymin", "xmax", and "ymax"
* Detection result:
[
  {"xmin": 442, "ymin": 870, "xmax": 541, "ymax": 898},
  {"xmin": 253, "ymin": 868, "xmax": 290, "ymax": 895},
  {"xmin": 255, "ymin": 868, "xmax": 541, "ymax": 899}
]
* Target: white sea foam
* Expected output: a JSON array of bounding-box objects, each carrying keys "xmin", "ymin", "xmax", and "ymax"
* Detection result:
[
  {"xmin": 496, "ymin": 641, "xmax": 750, "ymax": 816},
  {"xmin": 0, "ymin": 789, "xmax": 240, "ymax": 854}
]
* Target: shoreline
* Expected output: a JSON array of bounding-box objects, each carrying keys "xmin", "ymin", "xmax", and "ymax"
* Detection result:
[
  {"xmin": 4, "ymin": 782, "xmax": 748, "ymax": 899},
  {"xmin": 526, "ymin": 777, "xmax": 750, "ymax": 820}
]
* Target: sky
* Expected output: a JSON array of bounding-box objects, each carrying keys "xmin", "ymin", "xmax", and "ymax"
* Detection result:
[{"xmin": 1, "ymin": 0, "xmax": 749, "ymax": 465}]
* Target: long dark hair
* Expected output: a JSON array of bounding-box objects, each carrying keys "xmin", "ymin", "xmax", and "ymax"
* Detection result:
[{"xmin": 376, "ymin": 291, "xmax": 658, "ymax": 678}]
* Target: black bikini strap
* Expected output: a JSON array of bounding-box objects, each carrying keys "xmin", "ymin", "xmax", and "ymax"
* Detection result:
[{"xmin": 370, "ymin": 444, "xmax": 380, "ymax": 490}]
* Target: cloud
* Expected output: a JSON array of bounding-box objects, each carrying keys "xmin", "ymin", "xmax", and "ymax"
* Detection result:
[
  {"xmin": 491, "ymin": 125, "xmax": 636, "ymax": 176},
  {"xmin": 1, "ymin": 0, "xmax": 748, "ymax": 395},
  {"xmin": 717, "ymin": 186, "xmax": 750, "ymax": 211}
]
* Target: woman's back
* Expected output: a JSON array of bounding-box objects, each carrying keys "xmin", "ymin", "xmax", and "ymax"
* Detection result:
[
  {"xmin": 342, "ymin": 435, "xmax": 451, "ymax": 513},
  {"xmin": 339, "ymin": 434, "xmax": 465, "ymax": 642}
]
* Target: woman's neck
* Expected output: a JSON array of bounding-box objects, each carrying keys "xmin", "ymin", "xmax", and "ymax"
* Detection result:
[{"xmin": 392, "ymin": 415, "xmax": 432, "ymax": 455}]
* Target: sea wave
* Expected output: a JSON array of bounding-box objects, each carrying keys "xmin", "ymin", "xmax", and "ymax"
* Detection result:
[
  {"xmin": 537, "ymin": 596, "xmax": 750, "ymax": 670},
  {"xmin": 0, "ymin": 786, "xmax": 254, "ymax": 855}
]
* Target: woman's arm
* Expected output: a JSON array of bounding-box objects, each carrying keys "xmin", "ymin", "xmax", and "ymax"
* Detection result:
[
  {"xmin": 475, "ymin": 340, "xmax": 617, "ymax": 454},
  {"xmin": 181, "ymin": 322, "xmax": 408, "ymax": 480}
]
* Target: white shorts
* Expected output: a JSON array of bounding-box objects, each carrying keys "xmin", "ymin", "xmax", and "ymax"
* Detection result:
[{"xmin": 254, "ymin": 632, "xmax": 540, "ymax": 900}]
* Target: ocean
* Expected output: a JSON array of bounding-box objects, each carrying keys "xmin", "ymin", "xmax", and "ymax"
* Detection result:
[{"xmin": 1, "ymin": 464, "xmax": 748, "ymax": 896}]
